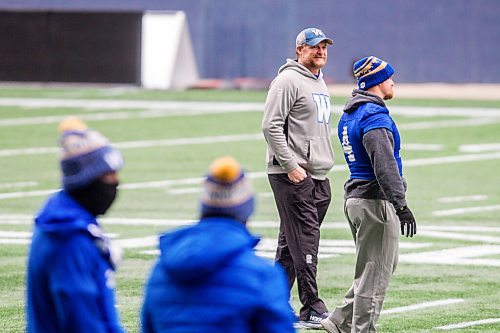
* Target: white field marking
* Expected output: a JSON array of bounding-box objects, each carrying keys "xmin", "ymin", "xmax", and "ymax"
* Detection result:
[
  {"xmin": 168, "ymin": 189, "xmax": 285, "ymax": 196},
  {"xmin": 167, "ymin": 187, "xmax": 202, "ymax": 195},
  {"xmin": 2, "ymin": 113, "xmax": 499, "ymax": 156},
  {"xmin": 0, "ymin": 230, "xmax": 117, "ymax": 242},
  {"xmin": 0, "ymin": 238, "xmax": 30, "ymax": 245},
  {"xmin": 0, "ymin": 133, "xmax": 263, "ymax": 158},
  {"xmin": 140, "ymin": 237, "xmax": 431, "ymax": 258},
  {"xmin": 435, "ymin": 318, "xmax": 500, "ymax": 330},
  {"xmin": 102, "ymin": 217, "xmax": 197, "ymax": 226},
  {"xmin": 0, "ymin": 98, "xmax": 265, "ymax": 113},
  {"xmin": 437, "ymin": 195, "xmax": 488, "ymax": 203},
  {"xmin": 417, "ymin": 230, "xmax": 500, "ymax": 243},
  {"xmin": 405, "ymin": 151, "xmax": 500, "ymax": 166},
  {"xmin": 117, "ymin": 133, "xmax": 263, "ymax": 149},
  {"xmin": 0, "ymin": 108, "xmax": 263, "ymax": 127},
  {"xmin": 0, "ymin": 213, "xmax": 495, "ymax": 244},
  {"xmin": 433, "ymin": 205, "xmax": 500, "ymax": 217},
  {"xmin": 398, "ymin": 117, "xmax": 500, "ymax": 130},
  {"xmin": 0, "ymin": 181, "xmax": 38, "ymax": 189},
  {"xmin": 389, "ymin": 106, "xmax": 500, "ymax": 118},
  {"xmin": 0, "ymin": 189, "xmax": 56, "ymax": 200},
  {"xmin": 420, "ymin": 225, "xmax": 500, "ymax": 233},
  {"xmin": 0, "ymin": 231, "xmax": 31, "ymax": 238},
  {"xmin": 5, "ymin": 150, "xmax": 500, "ymax": 200},
  {"xmin": 0, "ymin": 147, "xmax": 58, "ymax": 157},
  {"xmin": 400, "ymin": 245, "xmax": 500, "ymax": 267},
  {"xmin": 115, "ymin": 236, "xmax": 158, "ymax": 249},
  {"xmin": 0, "ymin": 214, "xmax": 32, "ymax": 224},
  {"xmin": 459, "ymin": 143, "xmax": 500, "ymax": 153},
  {"xmin": 403, "ymin": 143, "xmax": 443, "ymax": 151},
  {"xmin": 383, "ymin": 299, "xmax": 464, "ymax": 315},
  {"xmin": 0, "ymin": 97, "xmax": 499, "ymax": 115}
]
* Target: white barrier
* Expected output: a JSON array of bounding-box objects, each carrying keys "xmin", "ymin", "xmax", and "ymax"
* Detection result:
[{"xmin": 141, "ymin": 11, "xmax": 199, "ymax": 90}]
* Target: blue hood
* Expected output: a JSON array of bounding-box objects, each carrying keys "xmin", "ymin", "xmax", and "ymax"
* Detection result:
[
  {"xmin": 35, "ymin": 190, "xmax": 97, "ymax": 233},
  {"xmin": 158, "ymin": 217, "xmax": 260, "ymax": 284}
]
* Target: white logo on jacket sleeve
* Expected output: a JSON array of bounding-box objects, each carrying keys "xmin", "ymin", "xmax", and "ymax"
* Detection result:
[{"xmin": 312, "ymin": 93, "xmax": 331, "ymax": 124}]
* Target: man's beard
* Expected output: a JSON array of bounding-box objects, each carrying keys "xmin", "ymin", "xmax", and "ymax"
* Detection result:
[{"xmin": 309, "ymin": 57, "xmax": 326, "ymax": 69}]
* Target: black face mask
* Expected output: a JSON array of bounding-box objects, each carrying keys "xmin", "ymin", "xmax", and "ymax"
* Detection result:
[{"xmin": 69, "ymin": 179, "xmax": 118, "ymax": 216}]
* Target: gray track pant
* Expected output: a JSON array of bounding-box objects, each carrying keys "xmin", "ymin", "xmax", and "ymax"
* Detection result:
[
  {"xmin": 268, "ymin": 173, "xmax": 331, "ymax": 320},
  {"xmin": 329, "ymin": 198, "xmax": 399, "ymax": 333}
]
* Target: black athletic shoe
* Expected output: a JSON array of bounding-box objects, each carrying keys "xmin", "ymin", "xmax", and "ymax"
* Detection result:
[{"xmin": 294, "ymin": 310, "xmax": 329, "ymax": 329}]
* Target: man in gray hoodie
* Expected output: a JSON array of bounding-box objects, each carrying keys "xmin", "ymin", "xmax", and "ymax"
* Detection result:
[
  {"xmin": 321, "ymin": 56, "xmax": 417, "ymax": 333},
  {"xmin": 262, "ymin": 27, "xmax": 334, "ymax": 326}
]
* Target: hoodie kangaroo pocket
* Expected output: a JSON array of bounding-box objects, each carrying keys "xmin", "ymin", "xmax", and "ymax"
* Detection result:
[{"xmin": 308, "ymin": 138, "xmax": 334, "ymax": 171}]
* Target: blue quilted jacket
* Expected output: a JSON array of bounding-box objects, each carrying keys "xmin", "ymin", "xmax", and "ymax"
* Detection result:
[{"xmin": 141, "ymin": 217, "xmax": 295, "ymax": 333}]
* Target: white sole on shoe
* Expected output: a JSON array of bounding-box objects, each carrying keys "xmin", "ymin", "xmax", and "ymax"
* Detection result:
[{"xmin": 294, "ymin": 321, "xmax": 323, "ymax": 329}]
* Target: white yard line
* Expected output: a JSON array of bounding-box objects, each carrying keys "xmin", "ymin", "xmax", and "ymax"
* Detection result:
[
  {"xmin": 433, "ymin": 205, "xmax": 500, "ymax": 217},
  {"xmin": 389, "ymin": 107, "xmax": 500, "ymax": 118},
  {"xmin": 0, "ymin": 239, "xmax": 30, "ymax": 245},
  {"xmin": 383, "ymin": 298, "xmax": 464, "ymax": 315},
  {"xmin": 0, "ymin": 147, "xmax": 58, "ymax": 157},
  {"xmin": 405, "ymin": 151, "xmax": 500, "ymax": 166},
  {"xmin": 459, "ymin": 143, "xmax": 500, "ymax": 153},
  {"xmin": 400, "ymin": 245, "xmax": 500, "ymax": 267},
  {"xmin": 420, "ymin": 225, "xmax": 500, "ymax": 233},
  {"xmin": 416, "ymin": 230, "xmax": 500, "ymax": 243},
  {"xmin": 0, "ymin": 97, "xmax": 498, "ymax": 115},
  {"xmin": 435, "ymin": 318, "xmax": 500, "ymax": 330},
  {"xmin": 0, "ymin": 133, "xmax": 263, "ymax": 157},
  {"xmin": 0, "ymin": 189, "xmax": 56, "ymax": 200},
  {"xmin": 0, "ymin": 98, "xmax": 265, "ymax": 112},
  {"xmin": 403, "ymin": 143, "xmax": 444, "ymax": 151},
  {"xmin": 0, "ymin": 181, "xmax": 38, "ymax": 189},
  {"xmin": 0, "ymin": 108, "xmax": 262, "ymax": 127},
  {"xmin": 115, "ymin": 236, "xmax": 158, "ymax": 249},
  {"xmin": 398, "ymin": 117, "xmax": 500, "ymax": 130},
  {"xmin": 437, "ymin": 195, "xmax": 488, "ymax": 203},
  {"xmin": 2, "ymin": 151, "xmax": 499, "ymax": 200},
  {"xmin": 0, "ymin": 231, "xmax": 32, "ymax": 238}
]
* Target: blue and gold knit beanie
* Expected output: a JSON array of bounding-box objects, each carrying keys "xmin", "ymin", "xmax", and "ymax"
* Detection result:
[
  {"xmin": 353, "ymin": 56, "xmax": 395, "ymax": 90},
  {"xmin": 58, "ymin": 117, "xmax": 124, "ymax": 191},
  {"xmin": 200, "ymin": 156, "xmax": 255, "ymax": 224}
]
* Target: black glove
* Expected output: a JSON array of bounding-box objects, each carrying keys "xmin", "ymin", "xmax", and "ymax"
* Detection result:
[{"xmin": 396, "ymin": 206, "xmax": 416, "ymax": 237}]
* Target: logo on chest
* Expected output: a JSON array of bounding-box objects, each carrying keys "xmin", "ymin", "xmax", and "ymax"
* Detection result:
[{"xmin": 312, "ymin": 93, "xmax": 331, "ymax": 124}]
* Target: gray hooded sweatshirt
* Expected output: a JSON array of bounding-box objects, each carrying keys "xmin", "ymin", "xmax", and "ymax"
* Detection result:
[{"xmin": 262, "ymin": 59, "xmax": 334, "ymax": 180}]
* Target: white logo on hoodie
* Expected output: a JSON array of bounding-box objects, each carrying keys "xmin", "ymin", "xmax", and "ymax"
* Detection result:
[{"xmin": 312, "ymin": 93, "xmax": 331, "ymax": 124}]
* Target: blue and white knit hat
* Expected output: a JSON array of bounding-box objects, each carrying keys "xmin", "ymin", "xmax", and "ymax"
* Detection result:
[
  {"xmin": 58, "ymin": 117, "xmax": 123, "ymax": 191},
  {"xmin": 201, "ymin": 156, "xmax": 255, "ymax": 224},
  {"xmin": 353, "ymin": 56, "xmax": 395, "ymax": 90}
]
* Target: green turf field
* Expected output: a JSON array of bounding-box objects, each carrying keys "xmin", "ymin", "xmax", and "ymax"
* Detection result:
[{"xmin": 1, "ymin": 86, "xmax": 499, "ymax": 332}]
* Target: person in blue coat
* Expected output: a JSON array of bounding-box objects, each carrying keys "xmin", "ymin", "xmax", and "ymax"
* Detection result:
[
  {"xmin": 141, "ymin": 156, "xmax": 295, "ymax": 333},
  {"xmin": 26, "ymin": 117, "xmax": 125, "ymax": 333}
]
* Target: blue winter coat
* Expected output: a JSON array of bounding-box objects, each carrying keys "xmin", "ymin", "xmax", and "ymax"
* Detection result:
[
  {"xmin": 141, "ymin": 217, "xmax": 295, "ymax": 333},
  {"xmin": 26, "ymin": 190, "xmax": 125, "ymax": 333}
]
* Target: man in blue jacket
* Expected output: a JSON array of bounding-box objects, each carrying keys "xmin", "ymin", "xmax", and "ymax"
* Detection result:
[
  {"xmin": 321, "ymin": 56, "xmax": 417, "ymax": 333},
  {"xmin": 141, "ymin": 156, "xmax": 295, "ymax": 333},
  {"xmin": 26, "ymin": 117, "xmax": 125, "ymax": 333}
]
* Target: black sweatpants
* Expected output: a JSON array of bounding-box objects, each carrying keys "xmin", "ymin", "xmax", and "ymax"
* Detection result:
[{"xmin": 268, "ymin": 173, "xmax": 331, "ymax": 320}]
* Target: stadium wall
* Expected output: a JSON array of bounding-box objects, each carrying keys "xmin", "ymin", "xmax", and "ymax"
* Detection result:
[{"xmin": 0, "ymin": 0, "xmax": 498, "ymax": 84}]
